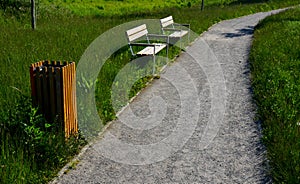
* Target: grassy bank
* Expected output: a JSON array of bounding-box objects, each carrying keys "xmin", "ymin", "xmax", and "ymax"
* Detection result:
[
  {"xmin": 250, "ymin": 7, "xmax": 300, "ymax": 183},
  {"xmin": 1, "ymin": 0, "xmax": 300, "ymax": 183}
]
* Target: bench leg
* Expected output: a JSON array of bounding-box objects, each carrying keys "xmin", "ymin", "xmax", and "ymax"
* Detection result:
[
  {"xmin": 180, "ymin": 36, "xmax": 183, "ymax": 50},
  {"xmin": 166, "ymin": 44, "xmax": 169, "ymax": 63},
  {"xmin": 153, "ymin": 54, "xmax": 156, "ymax": 76},
  {"xmin": 188, "ymin": 30, "xmax": 190, "ymax": 45}
]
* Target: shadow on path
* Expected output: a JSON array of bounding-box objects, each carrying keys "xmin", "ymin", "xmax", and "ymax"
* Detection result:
[{"xmin": 222, "ymin": 26, "xmax": 254, "ymax": 38}]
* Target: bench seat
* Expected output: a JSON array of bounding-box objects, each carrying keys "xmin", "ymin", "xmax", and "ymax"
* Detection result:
[
  {"xmin": 137, "ymin": 43, "xmax": 167, "ymax": 55},
  {"xmin": 169, "ymin": 30, "xmax": 189, "ymax": 38}
]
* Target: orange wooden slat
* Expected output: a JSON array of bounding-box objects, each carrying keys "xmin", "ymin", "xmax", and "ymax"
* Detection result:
[
  {"xmin": 67, "ymin": 64, "xmax": 72, "ymax": 136},
  {"xmin": 48, "ymin": 67, "xmax": 56, "ymax": 122},
  {"xmin": 62, "ymin": 66, "xmax": 67, "ymax": 137},
  {"xmin": 36, "ymin": 67, "xmax": 44, "ymax": 112},
  {"xmin": 42, "ymin": 67, "xmax": 50, "ymax": 121},
  {"xmin": 65, "ymin": 65, "xmax": 69, "ymax": 137},
  {"xmin": 55, "ymin": 67, "xmax": 63, "ymax": 132},
  {"xmin": 72, "ymin": 62, "xmax": 78, "ymax": 134}
]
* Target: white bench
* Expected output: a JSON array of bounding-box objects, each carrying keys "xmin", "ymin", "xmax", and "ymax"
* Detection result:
[
  {"xmin": 160, "ymin": 16, "xmax": 190, "ymax": 48},
  {"xmin": 126, "ymin": 24, "xmax": 169, "ymax": 75}
]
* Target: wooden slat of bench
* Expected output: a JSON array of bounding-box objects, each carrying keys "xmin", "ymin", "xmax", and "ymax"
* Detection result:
[
  {"xmin": 160, "ymin": 16, "xmax": 174, "ymax": 28},
  {"xmin": 128, "ymin": 29, "xmax": 148, "ymax": 42},
  {"xmin": 169, "ymin": 30, "xmax": 188, "ymax": 38},
  {"xmin": 126, "ymin": 24, "xmax": 147, "ymax": 36},
  {"xmin": 137, "ymin": 43, "xmax": 167, "ymax": 55},
  {"xmin": 126, "ymin": 24, "xmax": 148, "ymax": 42}
]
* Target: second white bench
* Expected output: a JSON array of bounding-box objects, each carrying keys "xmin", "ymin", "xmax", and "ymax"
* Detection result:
[
  {"xmin": 160, "ymin": 16, "xmax": 190, "ymax": 48},
  {"xmin": 126, "ymin": 24, "xmax": 169, "ymax": 75}
]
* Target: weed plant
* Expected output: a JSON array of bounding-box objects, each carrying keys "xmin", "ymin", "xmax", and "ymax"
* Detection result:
[{"xmin": 0, "ymin": 95, "xmax": 87, "ymax": 183}]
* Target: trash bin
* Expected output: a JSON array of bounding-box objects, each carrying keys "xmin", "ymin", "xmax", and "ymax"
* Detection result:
[{"xmin": 29, "ymin": 60, "xmax": 77, "ymax": 138}]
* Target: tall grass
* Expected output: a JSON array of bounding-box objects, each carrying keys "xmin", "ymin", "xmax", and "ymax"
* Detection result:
[
  {"xmin": 40, "ymin": 0, "xmax": 237, "ymax": 16},
  {"xmin": 0, "ymin": 95, "xmax": 87, "ymax": 183},
  {"xmin": 1, "ymin": 0, "xmax": 300, "ymax": 183},
  {"xmin": 250, "ymin": 7, "xmax": 300, "ymax": 183}
]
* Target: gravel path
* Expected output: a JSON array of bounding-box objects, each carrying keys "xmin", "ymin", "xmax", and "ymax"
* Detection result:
[{"xmin": 52, "ymin": 9, "xmax": 286, "ymax": 184}]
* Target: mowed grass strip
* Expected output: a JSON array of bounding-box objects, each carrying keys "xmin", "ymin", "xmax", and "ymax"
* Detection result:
[{"xmin": 250, "ymin": 7, "xmax": 300, "ymax": 183}]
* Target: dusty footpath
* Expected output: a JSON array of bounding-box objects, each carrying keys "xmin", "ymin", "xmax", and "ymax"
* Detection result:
[{"xmin": 52, "ymin": 9, "xmax": 286, "ymax": 184}]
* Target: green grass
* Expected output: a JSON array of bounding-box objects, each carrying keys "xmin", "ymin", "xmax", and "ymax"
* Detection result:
[
  {"xmin": 250, "ymin": 7, "xmax": 300, "ymax": 183},
  {"xmin": 0, "ymin": 96, "xmax": 87, "ymax": 183},
  {"xmin": 40, "ymin": 0, "xmax": 237, "ymax": 16},
  {"xmin": 1, "ymin": 0, "xmax": 300, "ymax": 183}
]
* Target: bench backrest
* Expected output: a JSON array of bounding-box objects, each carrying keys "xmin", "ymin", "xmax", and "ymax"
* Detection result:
[
  {"xmin": 160, "ymin": 16, "xmax": 174, "ymax": 28},
  {"xmin": 126, "ymin": 24, "xmax": 148, "ymax": 43}
]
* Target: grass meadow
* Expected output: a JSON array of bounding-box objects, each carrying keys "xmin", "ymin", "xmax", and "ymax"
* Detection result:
[
  {"xmin": 0, "ymin": 0, "xmax": 299, "ymax": 183},
  {"xmin": 250, "ymin": 7, "xmax": 300, "ymax": 182},
  {"xmin": 41, "ymin": 0, "xmax": 236, "ymax": 16}
]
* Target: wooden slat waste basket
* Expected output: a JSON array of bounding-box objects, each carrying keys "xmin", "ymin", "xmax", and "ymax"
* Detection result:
[{"xmin": 29, "ymin": 61, "xmax": 77, "ymax": 138}]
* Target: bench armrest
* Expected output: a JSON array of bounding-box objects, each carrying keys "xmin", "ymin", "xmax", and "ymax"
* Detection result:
[
  {"xmin": 147, "ymin": 34, "xmax": 169, "ymax": 43},
  {"xmin": 173, "ymin": 23, "xmax": 190, "ymax": 28},
  {"xmin": 129, "ymin": 43, "xmax": 156, "ymax": 47},
  {"xmin": 162, "ymin": 28, "xmax": 182, "ymax": 32},
  {"xmin": 147, "ymin": 34, "xmax": 169, "ymax": 38}
]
